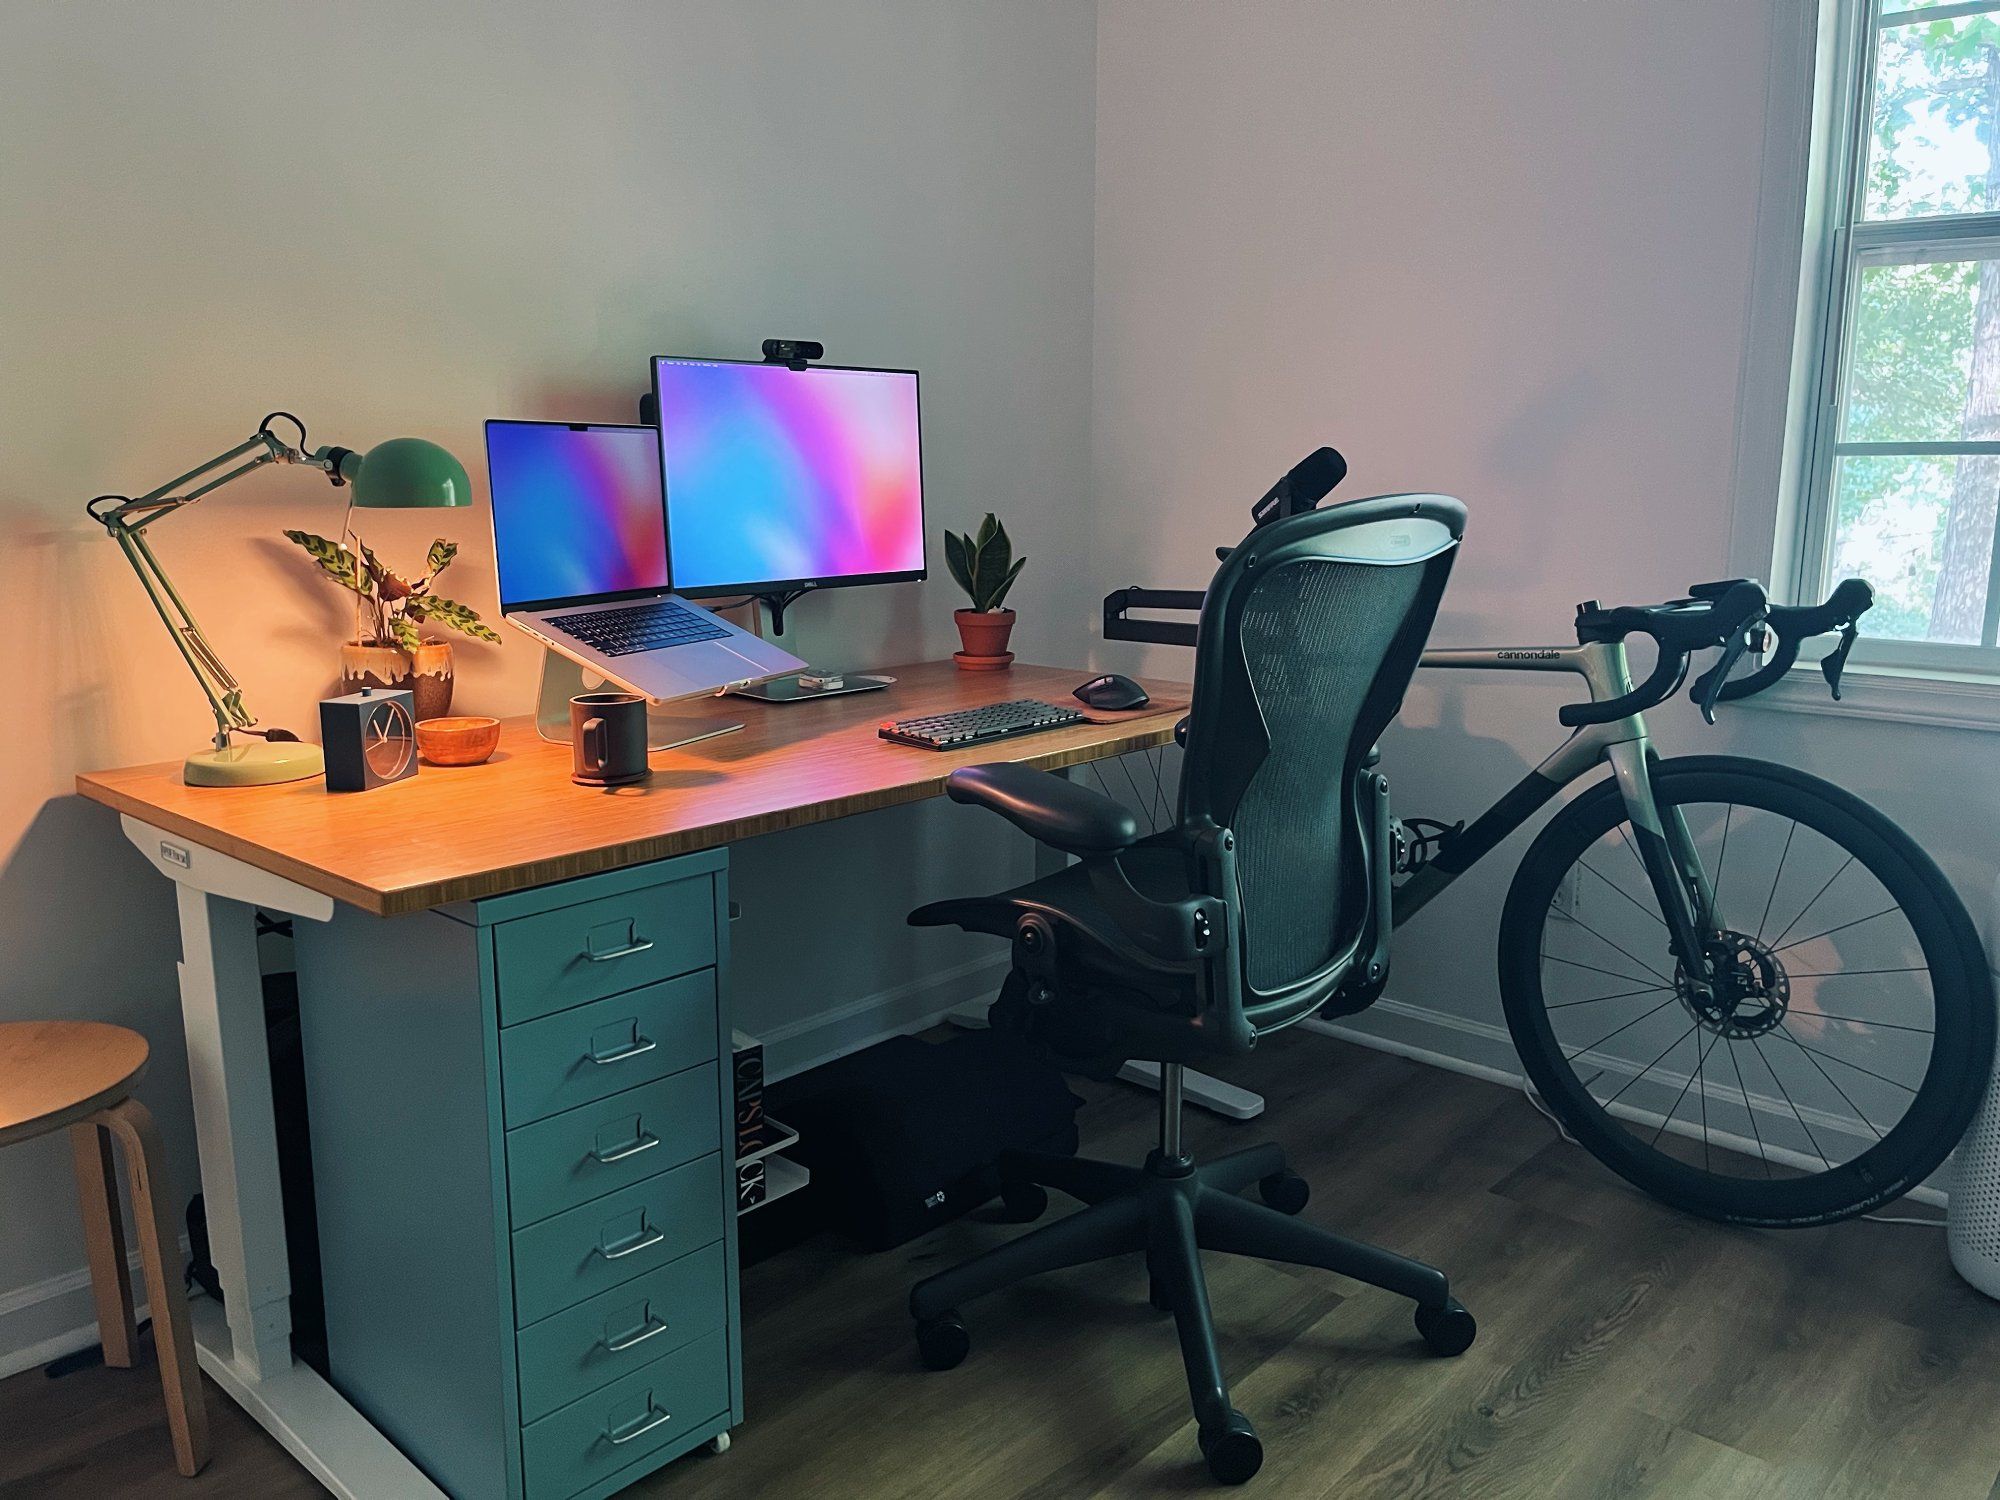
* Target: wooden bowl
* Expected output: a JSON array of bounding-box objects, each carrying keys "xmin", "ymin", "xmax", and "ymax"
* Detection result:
[{"xmin": 415, "ymin": 716, "xmax": 500, "ymax": 767}]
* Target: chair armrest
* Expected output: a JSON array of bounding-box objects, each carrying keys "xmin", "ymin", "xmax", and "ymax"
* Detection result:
[{"xmin": 945, "ymin": 763, "xmax": 1142, "ymax": 856}]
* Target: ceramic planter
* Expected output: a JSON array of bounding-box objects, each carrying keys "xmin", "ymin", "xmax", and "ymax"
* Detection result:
[
  {"xmin": 953, "ymin": 608, "xmax": 1016, "ymax": 670},
  {"xmin": 339, "ymin": 640, "xmax": 455, "ymax": 721}
]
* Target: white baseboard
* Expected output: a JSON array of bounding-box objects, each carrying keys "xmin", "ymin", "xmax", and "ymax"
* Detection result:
[
  {"xmin": 1309, "ymin": 996, "xmax": 1949, "ymax": 1210},
  {"xmin": 758, "ymin": 953, "xmax": 1014, "ymax": 1082},
  {"xmin": 0, "ymin": 1235, "xmax": 190, "ymax": 1381}
]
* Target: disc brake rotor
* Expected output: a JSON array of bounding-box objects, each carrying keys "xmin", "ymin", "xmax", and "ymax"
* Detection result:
[{"xmin": 1676, "ymin": 929, "xmax": 1789, "ymax": 1039}]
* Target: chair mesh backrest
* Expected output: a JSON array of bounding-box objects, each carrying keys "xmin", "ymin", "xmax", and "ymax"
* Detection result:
[
  {"xmin": 1177, "ymin": 495, "xmax": 1462, "ymax": 1003},
  {"xmin": 1231, "ymin": 560, "xmax": 1422, "ymax": 989}
]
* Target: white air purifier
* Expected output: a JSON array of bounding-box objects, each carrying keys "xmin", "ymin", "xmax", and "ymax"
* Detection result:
[{"xmin": 1947, "ymin": 875, "xmax": 2000, "ymax": 1298}]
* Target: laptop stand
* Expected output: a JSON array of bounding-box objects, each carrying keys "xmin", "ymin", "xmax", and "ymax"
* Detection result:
[{"xmin": 533, "ymin": 646, "xmax": 746, "ymax": 752}]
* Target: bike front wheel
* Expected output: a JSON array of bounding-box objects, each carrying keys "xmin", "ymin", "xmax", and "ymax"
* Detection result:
[{"xmin": 1498, "ymin": 755, "xmax": 1993, "ymax": 1227}]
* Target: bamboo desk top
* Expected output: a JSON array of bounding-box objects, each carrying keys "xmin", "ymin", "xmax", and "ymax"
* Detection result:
[{"xmin": 76, "ymin": 660, "xmax": 1188, "ymax": 919}]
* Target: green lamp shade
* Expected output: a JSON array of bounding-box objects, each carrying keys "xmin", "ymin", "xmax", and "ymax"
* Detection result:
[{"xmin": 349, "ymin": 436, "xmax": 472, "ymax": 509}]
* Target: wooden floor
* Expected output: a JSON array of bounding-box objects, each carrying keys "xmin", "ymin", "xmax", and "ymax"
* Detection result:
[{"xmin": 6, "ymin": 1032, "xmax": 2000, "ymax": 1499}]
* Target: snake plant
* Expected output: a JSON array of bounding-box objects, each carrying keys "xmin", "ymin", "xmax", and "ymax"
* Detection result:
[{"xmin": 943, "ymin": 514, "xmax": 1025, "ymax": 613}]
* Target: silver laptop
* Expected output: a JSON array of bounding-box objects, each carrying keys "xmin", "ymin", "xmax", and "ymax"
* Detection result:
[{"xmin": 485, "ymin": 419, "xmax": 805, "ymax": 699}]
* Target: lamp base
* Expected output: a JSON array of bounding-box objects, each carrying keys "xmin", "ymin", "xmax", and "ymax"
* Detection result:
[{"xmin": 184, "ymin": 740, "xmax": 326, "ymax": 788}]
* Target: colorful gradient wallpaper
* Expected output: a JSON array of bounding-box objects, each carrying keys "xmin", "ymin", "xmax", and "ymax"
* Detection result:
[
  {"xmin": 654, "ymin": 359, "xmax": 925, "ymax": 591},
  {"xmin": 485, "ymin": 422, "xmax": 671, "ymax": 607}
]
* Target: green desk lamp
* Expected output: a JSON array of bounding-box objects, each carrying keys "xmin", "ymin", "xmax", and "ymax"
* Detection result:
[{"xmin": 87, "ymin": 412, "xmax": 472, "ymax": 787}]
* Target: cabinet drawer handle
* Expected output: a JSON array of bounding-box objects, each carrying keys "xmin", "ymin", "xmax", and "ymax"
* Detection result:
[
  {"xmin": 603, "ymin": 1314, "xmax": 671, "ymax": 1354},
  {"xmin": 585, "ymin": 936, "xmax": 655, "ymax": 963},
  {"xmin": 592, "ymin": 1130, "xmax": 661, "ymax": 1166},
  {"xmin": 600, "ymin": 1224, "xmax": 667, "ymax": 1261},
  {"xmin": 587, "ymin": 1035, "xmax": 658, "ymax": 1066},
  {"xmin": 604, "ymin": 1403, "xmax": 673, "ymax": 1446}
]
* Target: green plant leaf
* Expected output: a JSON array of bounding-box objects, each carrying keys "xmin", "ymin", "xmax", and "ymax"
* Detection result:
[
  {"xmin": 421, "ymin": 595, "xmax": 503, "ymax": 643},
  {"xmin": 944, "ymin": 530, "xmax": 974, "ymax": 600},
  {"xmin": 282, "ymin": 529, "xmax": 370, "ymax": 596},
  {"xmin": 391, "ymin": 614, "xmax": 423, "ymax": 652},
  {"xmin": 426, "ymin": 539, "xmax": 457, "ymax": 576},
  {"xmin": 976, "ymin": 527, "xmax": 1012, "ymax": 609},
  {"xmin": 988, "ymin": 555, "xmax": 1026, "ymax": 611},
  {"xmin": 975, "ymin": 512, "xmax": 998, "ymax": 550}
]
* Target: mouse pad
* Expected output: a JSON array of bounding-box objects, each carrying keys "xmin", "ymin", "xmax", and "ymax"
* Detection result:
[{"xmin": 1076, "ymin": 696, "xmax": 1188, "ymax": 725}]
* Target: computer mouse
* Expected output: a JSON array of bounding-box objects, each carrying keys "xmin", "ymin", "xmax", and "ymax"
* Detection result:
[{"xmin": 1074, "ymin": 673, "xmax": 1150, "ymax": 711}]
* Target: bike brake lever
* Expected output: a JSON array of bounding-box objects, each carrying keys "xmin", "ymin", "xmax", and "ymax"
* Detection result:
[
  {"xmin": 1821, "ymin": 622, "xmax": 1859, "ymax": 700},
  {"xmin": 1692, "ymin": 622, "xmax": 1762, "ymax": 725}
]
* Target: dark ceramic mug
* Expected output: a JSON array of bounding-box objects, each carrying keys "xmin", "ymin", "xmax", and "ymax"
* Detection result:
[{"xmin": 570, "ymin": 692, "xmax": 650, "ymax": 786}]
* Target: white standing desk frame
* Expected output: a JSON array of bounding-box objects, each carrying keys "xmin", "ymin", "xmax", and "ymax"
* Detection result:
[
  {"xmin": 112, "ymin": 748, "xmax": 1243, "ymax": 1498},
  {"xmin": 120, "ymin": 814, "xmax": 448, "ymax": 1499}
]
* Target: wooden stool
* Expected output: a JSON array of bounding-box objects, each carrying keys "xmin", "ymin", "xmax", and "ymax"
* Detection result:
[{"xmin": 0, "ymin": 1022, "xmax": 209, "ymax": 1476}]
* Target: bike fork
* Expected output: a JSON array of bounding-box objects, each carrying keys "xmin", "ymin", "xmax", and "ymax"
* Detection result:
[{"xmin": 1603, "ymin": 739, "xmax": 1716, "ymax": 986}]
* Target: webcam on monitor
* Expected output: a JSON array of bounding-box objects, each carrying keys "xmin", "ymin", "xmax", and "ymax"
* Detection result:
[{"xmin": 761, "ymin": 338, "xmax": 825, "ymax": 371}]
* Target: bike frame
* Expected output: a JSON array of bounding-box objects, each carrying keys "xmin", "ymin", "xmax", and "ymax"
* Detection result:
[{"xmin": 1393, "ymin": 641, "xmax": 1721, "ymax": 990}]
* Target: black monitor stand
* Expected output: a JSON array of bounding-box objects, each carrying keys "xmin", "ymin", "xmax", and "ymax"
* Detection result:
[{"xmin": 724, "ymin": 589, "xmax": 895, "ymax": 703}]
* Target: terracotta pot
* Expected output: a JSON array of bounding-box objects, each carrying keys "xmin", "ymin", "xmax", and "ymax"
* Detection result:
[
  {"xmin": 339, "ymin": 639, "xmax": 455, "ymax": 721},
  {"xmin": 953, "ymin": 609, "xmax": 1017, "ymax": 671}
]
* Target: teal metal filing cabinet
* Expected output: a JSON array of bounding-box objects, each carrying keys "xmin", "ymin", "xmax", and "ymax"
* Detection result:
[{"xmin": 293, "ymin": 849, "xmax": 741, "ymax": 1500}]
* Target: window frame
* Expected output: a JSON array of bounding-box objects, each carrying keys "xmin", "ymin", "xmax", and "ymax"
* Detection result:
[{"xmin": 1791, "ymin": 0, "xmax": 2000, "ymax": 676}]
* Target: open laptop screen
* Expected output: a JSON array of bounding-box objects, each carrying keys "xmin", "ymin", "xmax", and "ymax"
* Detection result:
[{"xmin": 485, "ymin": 421, "xmax": 670, "ymax": 612}]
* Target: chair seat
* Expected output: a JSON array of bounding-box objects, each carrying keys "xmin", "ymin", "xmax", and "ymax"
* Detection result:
[{"xmin": 0, "ymin": 1022, "xmax": 150, "ymax": 1147}]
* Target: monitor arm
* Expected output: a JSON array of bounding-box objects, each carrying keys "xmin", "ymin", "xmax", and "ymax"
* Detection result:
[{"xmin": 752, "ymin": 584, "xmax": 817, "ymax": 636}]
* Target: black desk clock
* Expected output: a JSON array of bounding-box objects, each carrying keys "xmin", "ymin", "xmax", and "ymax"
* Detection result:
[{"xmin": 319, "ymin": 688, "xmax": 418, "ymax": 792}]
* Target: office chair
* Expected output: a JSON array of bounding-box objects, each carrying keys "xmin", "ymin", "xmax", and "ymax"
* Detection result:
[{"xmin": 906, "ymin": 493, "xmax": 1472, "ymax": 1485}]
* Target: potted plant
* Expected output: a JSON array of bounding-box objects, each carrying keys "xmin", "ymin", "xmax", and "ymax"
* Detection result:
[
  {"xmin": 284, "ymin": 530, "xmax": 501, "ymax": 720},
  {"xmin": 943, "ymin": 514, "xmax": 1025, "ymax": 670}
]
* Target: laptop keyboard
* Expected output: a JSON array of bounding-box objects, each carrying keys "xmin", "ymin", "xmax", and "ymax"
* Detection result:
[{"xmin": 547, "ymin": 599, "xmax": 730, "ymax": 658}]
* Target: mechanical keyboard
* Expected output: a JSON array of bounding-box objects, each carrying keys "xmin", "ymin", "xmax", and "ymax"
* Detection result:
[
  {"xmin": 547, "ymin": 598, "xmax": 729, "ymax": 657},
  {"xmin": 878, "ymin": 699, "xmax": 1087, "ymax": 750}
]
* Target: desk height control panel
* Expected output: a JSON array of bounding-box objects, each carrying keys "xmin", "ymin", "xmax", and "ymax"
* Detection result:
[{"xmin": 294, "ymin": 849, "xmax": 741, "ymax": 1500}]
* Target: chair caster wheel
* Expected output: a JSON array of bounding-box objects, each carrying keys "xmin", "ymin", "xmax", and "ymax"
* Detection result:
[
  {"xmin": 1415, "ymin": 1297, "xmax": 1476, "ymax": 1356},
  {"xmin": 915, "ymin": 1313, "xmax": 970, "ymax": 1371},
  {"xmin": 1148, "ymin": 1276, "xmax": 1174, "ymax": 1313},
  {"xmin": 709, "ymin": 1432, "xmax": 731, "ymax": 1454},
  {"xmin": 1000, "ymin": 1179, "xmax": 1049, "ymax": 1222},
  {"xmin": 1257, "ymin": 1169, "xmax": 1309, "ymax": 1216},
  {"xmin": 1199, "ymin": 1411, "xmax": 1263, "ymax": 1485}
]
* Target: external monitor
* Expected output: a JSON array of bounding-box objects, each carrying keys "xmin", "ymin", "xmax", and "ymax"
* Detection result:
[
  {"xmin": 650, "ymin": 356, "xmax": 926, "ymax": 597},
  {"xmin": 484, "ymin": 420, "xmax": 670, "ymax": 612}
]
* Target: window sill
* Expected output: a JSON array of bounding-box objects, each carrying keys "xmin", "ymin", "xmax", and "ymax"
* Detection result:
[{"xmin": 1736, "ymin": 663, "xmax": 2000, "ymax": 733}]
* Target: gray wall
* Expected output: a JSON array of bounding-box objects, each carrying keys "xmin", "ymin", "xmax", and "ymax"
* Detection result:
[
  {"xmin": 1090, "ymin": 0, "xmax": 1997, "ymax": 1084},
  {"xmin": 0, "ymin": 0, "xmax": 1097, "ymax": 1369}
]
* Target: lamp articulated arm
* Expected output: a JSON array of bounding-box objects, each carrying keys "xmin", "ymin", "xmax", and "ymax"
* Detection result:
[{"xmin": 86, "ymin": 413, "xmax": 358, "ymax": 750}]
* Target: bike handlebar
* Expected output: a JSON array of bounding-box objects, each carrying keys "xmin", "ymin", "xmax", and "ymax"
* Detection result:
[
  {"xmin": 1558, "ymin": 577, "xmax": 1873, "ymax": 730},
  {"xmin": 1560, "ymin": 582, "xmax": 1769, "ymax": 728},
  {"xmin": 1693, "ymin": 576, "xmax": 1874, "ymax": 706}
]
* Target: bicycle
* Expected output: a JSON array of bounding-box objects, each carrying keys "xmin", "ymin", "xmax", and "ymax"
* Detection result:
[{"xmin": 1103, "ymin": 450, "xmax": 1996, "ymax": 1228}]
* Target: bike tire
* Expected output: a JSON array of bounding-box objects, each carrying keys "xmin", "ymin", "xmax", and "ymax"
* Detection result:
[{"xmin": 1498, "ymin": 755, "xmax": 1993, "ymax": 1227}]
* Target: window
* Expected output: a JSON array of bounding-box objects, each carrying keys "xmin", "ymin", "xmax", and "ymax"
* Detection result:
[{"xmin": 1798, "ymin": 0, "xmax": 2000, "ymax": 668}]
